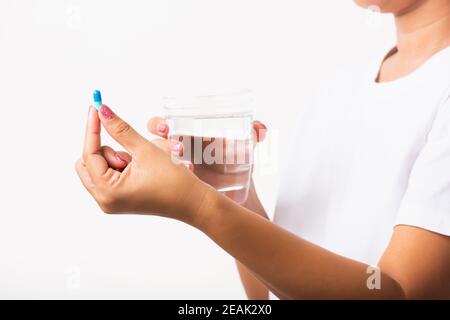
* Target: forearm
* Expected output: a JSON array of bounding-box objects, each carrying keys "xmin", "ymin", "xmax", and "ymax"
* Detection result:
[
  {"xmin": 235, "ymin": 180, "xmax": 269, "ymax": 299},
  {"xmin": 236, "ymin": 180, "xmax": 289, "ymax": 300},
  {"xmin": 196, "ymin": 191, "xmax": 405, "ymax": 300},
  {"xmin": 235, "ymin": 261, "xmax": 268, "ymax": 299}
]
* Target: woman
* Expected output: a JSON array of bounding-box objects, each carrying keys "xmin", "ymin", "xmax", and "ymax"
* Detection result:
[{"xmin": 75, "ymin": 0, "xmax": 450, "ymax": 299}]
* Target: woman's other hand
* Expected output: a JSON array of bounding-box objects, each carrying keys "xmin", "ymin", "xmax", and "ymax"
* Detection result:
[{"xmin": 146, "ymin": 116, "xmax": 267, "ymax": 191}]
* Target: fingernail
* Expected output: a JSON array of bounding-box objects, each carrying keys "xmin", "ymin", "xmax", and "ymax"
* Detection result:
[
  {"xmin": 116, "ymin": 154, "xmax": 128, "ymax": 164},
  {"xmin": 100, "ymin": 104, "xmax": 115, "ymax": 120},
  {"xmin": 157, "ymin": 123, "xmax": 168, "ymax": 133},
  {"xmin": 255, "ymin": 121, "xmax": 267, "ymax": 130},
  {"xmin": 170, "ymin": 140, "xmax": 182, "ymax": 153}
]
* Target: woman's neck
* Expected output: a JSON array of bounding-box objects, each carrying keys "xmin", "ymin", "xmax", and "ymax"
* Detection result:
[
  {"xmin": 394, "ymin": 0, "xmax": 450, "ymax": 59},
  {"xmin": 377, "ymin": 0, "xmax": 450, "ymax": 82}
]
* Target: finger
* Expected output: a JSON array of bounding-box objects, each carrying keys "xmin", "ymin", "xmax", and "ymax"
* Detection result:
[
  {"xmin": 116, "ymin": 151, "xmax": 132, "ymax": 163},
  {"xmin": 147, "ymin": 116, "xmax": 169, "ymax": 138},
  {"xmin": 98, "ymin": 104, "xmax": 148, "ymax": 154},
  {"xmin": 252, "ymin": 120, "xmax": 267, "ymax": 143},
  {"xmin": 75, "ymin": 159, "xmax": 95, "ymax": 193},
  {"xmin": 101, "ymin": 146, "xmax": 131, "ymax": 170},
  {"xmin": 82, "ymin": 106, "xmax": 110, "ymax": 181},
  {"xmin": 83, "ymin": 106, "xmax": 101, "ymax": 160},
  {"xmin": 76, "ymin": 158, "xmax": 120, "ymax": 208}
]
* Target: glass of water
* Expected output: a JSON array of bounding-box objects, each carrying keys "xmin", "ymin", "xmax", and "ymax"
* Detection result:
[{"xmin": 164, "ymin": 90, "xmax": 254, "ymax": 204}]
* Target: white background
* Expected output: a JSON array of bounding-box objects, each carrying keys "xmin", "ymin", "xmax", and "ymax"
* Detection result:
[{"xmin": 0, "ymin": 0, "xmax": 395, "ymax": 299}]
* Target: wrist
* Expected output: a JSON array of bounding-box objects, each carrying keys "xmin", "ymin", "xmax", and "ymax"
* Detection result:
[
  {"xmin": 242, "ymin": 180, "xmax": 268, "ymax": 219},
  {"xmin": 188, "ymin": 182, "xmax": 226, "ymax": 232},
  {"xmin": 242, "ymin": 179, "xmax": 257, "ymax": 209}
]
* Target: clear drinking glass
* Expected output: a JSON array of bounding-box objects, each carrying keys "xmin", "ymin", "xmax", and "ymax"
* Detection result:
[{"xmin": 164, "ymin": 90, "xmax": 254, "ymax": 204}]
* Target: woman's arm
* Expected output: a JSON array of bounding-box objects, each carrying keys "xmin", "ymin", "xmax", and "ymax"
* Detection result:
[
  {"xmin": 195, "ymin": 189, "xmax": 450, "ymax": 299},
  {"xmin": 237, "ymin": 183, "xmax": 292, "ymax": 300},
  {"xmin": 147, "ymin": 116, "xmax": 274, "ymax": 299},
  {"xmin": 236, "ymin": 180, "xmax": 269, "ymax": 300},
  {"xmin": 380, "ymin": 225, "xmax": 450, "ymax": 299},
  {"xmin": 77, "ymin": 105, "xmax": 450, "ymax": 300}
]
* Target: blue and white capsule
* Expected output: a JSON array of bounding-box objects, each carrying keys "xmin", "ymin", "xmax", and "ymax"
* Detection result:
[{"xmin": 93, "ymin": 90, "xmax": 102, "ymax": 111}]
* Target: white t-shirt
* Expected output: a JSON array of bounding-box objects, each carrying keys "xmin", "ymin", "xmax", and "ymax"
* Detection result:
[{"xmin": 273, "ymin": 46, "xmax": 450, "ymax": 271}]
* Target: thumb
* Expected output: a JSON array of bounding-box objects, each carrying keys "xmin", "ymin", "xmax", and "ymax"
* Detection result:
[
  {"xmin": 252, "ymin": 120, "xmax": 267, "ymax": 143},
  {"xmin": 98, "ymin": 104, "xmax": 148, "ymax": 153}
]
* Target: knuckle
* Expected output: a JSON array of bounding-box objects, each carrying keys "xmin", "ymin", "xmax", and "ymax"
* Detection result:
[
  {"xmin": 97, "ymin": 193, "xmax": 117, "ymax": 213},
  {"xmin": 100, "ymin": 204, "xmax": 114, "ymax": 214},
  {"xmin": 100, "ymin": 204, "xmax": 116, "ymax": 215},
  {"xmin": 75, "ymin": 159, "xmax": 87, "ymax": 173},
  {"xmin": 84, "ymin": 153, "xmax": 94, "ymax": 163},
  {"xmin": 114, "ymin": 121, "xmax": 132, "ymax": 137}
]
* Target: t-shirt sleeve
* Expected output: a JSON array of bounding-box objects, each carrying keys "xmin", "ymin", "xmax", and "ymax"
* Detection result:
[{"xmin": 395, "ymin": 95, "xmax": 450, "ymax": 236}]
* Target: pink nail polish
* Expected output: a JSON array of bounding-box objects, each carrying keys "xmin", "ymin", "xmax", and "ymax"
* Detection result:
[
  {"xmin": 100, "ymin": 105, "xmax": 115, "ymax": 120},
  {"xmin": 157, "ymin": 123, "xmax": 168, "ymax": 133},
  {"xmin": 255, "ymin": 121, "xmax": 267, "ymax": 130},
  {"xmin": 116, "ymin": 154, "xmax": 128, "ymax": 164}
]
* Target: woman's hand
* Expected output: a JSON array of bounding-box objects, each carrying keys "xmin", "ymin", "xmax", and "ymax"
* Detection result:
[
  {"xmin": 147, "ymin": 116, "xmax": 266, "ymax": 154},
  {"xmin": 75, "ymin": 105, "xmax": 212, "ymax": 226},
  {"xmin": 146, "ymin": 116, "xmax": 267, "ymax": 198}
]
